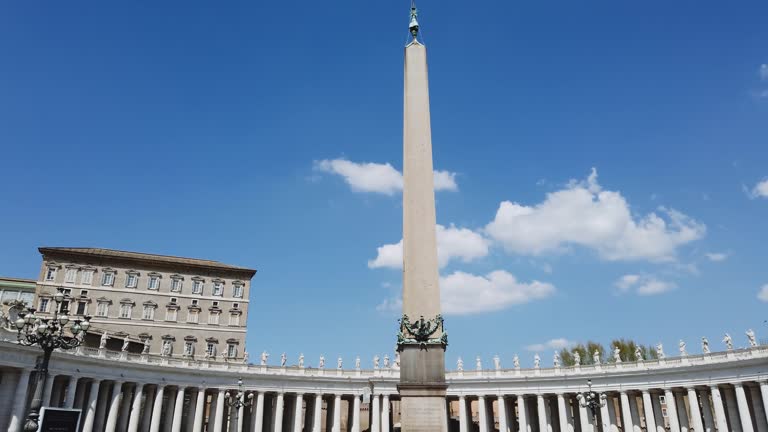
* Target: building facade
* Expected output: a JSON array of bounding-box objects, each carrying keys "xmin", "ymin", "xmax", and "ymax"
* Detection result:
[
  {"xmin": 0, "ymin": 276, "xmax": 36, "ymax": 335},
  {"xmin": 34, "ymin": 247, "xmax": 256, "ymax": 360}
]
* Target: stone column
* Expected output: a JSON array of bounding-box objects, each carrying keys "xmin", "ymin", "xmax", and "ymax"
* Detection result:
[
  {"xmin": 372, "ymin": 394, "xmax": 381, "ymax": 432},
  {"xmin": 150, "ymin": 385, "xmax": 167, "ymax": 432},
  {"xmin": 81, "ymin": 379, "xmax": 102, "ymax": 432},
  {"xmin": 760, "ymin": 382, "xmax": 768, "ymax": 430},
  {"xmin": 312, "ymin": 394, "xmax": 323, "ymax": 432},
  {"xmin": 709, "ymin": 386, "xmax": 729, "ymax": 432},
  {"xmin": 118, "ymin": 384, "xmax": 133, "ymax": 432},
  {"xmin": 351, "ymin": 395, "xmax": 361, "ymax": 432},
  {"xmin": 620, "ymin": 392, "xmax": 634, "ymax": 432},
  {"xmin": 7, "ymin": 368, "xmax": 32, "ymax": 432},
  {"xmin": 664, "ymin": 389, "xmax": 681, "ymax": 432},
  {"xmin": 237, "ymin": 402, "xmax": 245, "ymax": 432},
  {"xmin": 687, "ymin": 388, "xmax": 704, "ymax": 432},
  {"xmin": 537, "ymin": 395, "xmax": 549, "ymax": 432},
  {"xmin": 172, "ymin": 387, "xmax": 185, "ymax": 432},
  {"xmin": 331, "ymin": 394, "xmax": 342, "ymax": 432},
  {"xmin": 94, "ymin": 382, "xmax": 110, "ymax": 432},
  {"xmin": 499, "ymin": 395, "xmax": 509, "ymax": 432},
  {"xmin": 675, "ymin": 393, "xmax": 690, "ymax": 432},
  {"xmin": 273, "ymin": 392, "xmax": 284, "ymax": 432},
  {"xmin": 733, "ymin": 384, "xmax": 754, "ymax": 432},
  {"xmin": 699, "ymin": 389, "xmax": 715, "ymax": 432},
  {"xmin": 478, "ymin": 396, "xmax": 489, "ymax": 432},
  {"xmin": 64, "ymin": 375, "xmax": 79, "ymax": 409},
  {"xmin": 518, "ymin": 395, "xmax": 529, "ymax": 432},
  {"xmin": 104, "ymin": 380, "xmax": 124, "ymax": 432},
  {"xmin": 192, "ymin": 388, "xmax": 206, "ymax": 432},
  {"xmin": 579, "ymin": 400, "xmax": 591, "ymax": 432},
  {"xmin": 749, "ymin": 385, "xmax": 768, "ymax": 432},
  {"xmin": 382, "ymin": 394, "xmax": 390, "ymax": 432},
  {"xmin": 598, "ymin": 396, "xmax": 610, "ymax": 432},
  {"xmin": 641, "ymin": 391, "xmax": 657, "ymax": 432},
  {"xmin": 557, "ymin": 395, "xmax": 570, "ymax": 432},
  {"xmin": 629, "ymin": 394, "xmax": 642, "ymax": 432},
  {"xmin": 42, "ymin": 373, "xmax": 56, "ymax": 407},
  {"xmin": 725, "ymin": 387, "xmax": 743, "ymax": 432},
  {"xmin": 651, "ymin": 393, "xmax": 666, "ymax": 432},
  {"xmin": 459, "ymin": 396, "xmax": 468, "ymax": 432},
  {"xmin": 142, "ymin": 385, "xmax": 157, "ymax": 432},
  {"xmin": 291, "ymin": 393, "xmax": 303, "ymax": 432},
  {"xmin": 127, "ymin": 383, "xmax": 144, "ymax": 432},
  {"xmin": 252, "ymin": 392, "xmax": 265, "ymax": 432}
]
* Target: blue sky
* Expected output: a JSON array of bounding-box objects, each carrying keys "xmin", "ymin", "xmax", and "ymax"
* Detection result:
[{"xmin": 1, "ymin": 0, "xmax": 767, "ymax": 368}]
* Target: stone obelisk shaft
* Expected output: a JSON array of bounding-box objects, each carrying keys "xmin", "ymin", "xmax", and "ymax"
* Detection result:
[
  {"xmin": 399, "ymin": 38, "xmax": 448, "ymax": 432},
  {"xmin": 402, "ymin": 41, "xmax": 441, "ymax": 321}
]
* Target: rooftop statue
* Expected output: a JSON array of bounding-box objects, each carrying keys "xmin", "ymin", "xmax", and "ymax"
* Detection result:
[
  {"xmin": 457, "ymin": 357, "xmax": 464, "ymax": 371},
  {"xmin": 355, "ymin": 356, "xmax": 361, "ymax": 369},
  {"xmin": 634, "ymin": 346, "xmax": 643, "ymax": 361},
  {"xmin": 281, "ymin": 352, "xmax": 287, "ymax": 367},
  {"xmin": 723, "ymin": 333, "xmax": 733, "ymax": 350},
  {"xmin": 337, "ymin": 357, "xmax": 343, "ymax": 369},
  {"xmin": 299, "ymin": 353, "xmax": 305, "ymax": 368},
  {"xmin": 702, "ymin": 337, "xmax": 710, "ymax": 354},
  {"xmin": 494, "ymin": 355, "xmax": 501, "ymax": 370},
  {"xmin": 513, "ymin": 354, "xmax": 520, "ymax": 369},
  {"xmin": 476, "ymin": 356, "xmax": 482, "ymax": 371},
  {"xmin": 100, "ymin": 332, "xmax": 109, "ymax": 350},
  {"xmin": 534, "ymin": 354, "xmax": 540, "ymax": 369},
  {"xmin": 593, "ymin": 350, "xmax": 601, "ymax": 365},
  {"xmin": 553, "ymin": 352, "xmax": 560, "ymax": 368},
  {"xmin": 319, "ymin": 355, "xmax": 325, "ymax": 369},
  {"xmin": 574, "ymin": 351, "xmax": 581, "ymax": 366},
  {"xmin": 679, "ymin": 340, "xmax": 687, "ymax": 356},
  {"xmin": 746, "ymin": 329, "xmax": 757, "ymax": 347},
  {"xmin": 656, "ymin": 343, "xmax": 665, "ymax": 359},
  {"xmin": 613, "ymin": 346, "xmax": 622, "ymax": 363},
  {"xmin": 261, "ymin": 351, "xmax": 269, "ymax": 366}
]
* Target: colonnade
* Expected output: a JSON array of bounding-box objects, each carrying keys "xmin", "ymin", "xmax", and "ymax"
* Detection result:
[{"xmin": 451, "ymin": 381, "xmax": 768, "ymax": 432}]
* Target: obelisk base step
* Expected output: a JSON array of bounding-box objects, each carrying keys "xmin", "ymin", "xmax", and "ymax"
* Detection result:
[{"xmin": 398, "ymin": 385, "xmax": 448, "ymax": 432}]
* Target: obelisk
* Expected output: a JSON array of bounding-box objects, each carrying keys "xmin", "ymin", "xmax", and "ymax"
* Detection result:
[{"xmin": 397, "ymin": 3, "xmax": 448, "ymax": 431}]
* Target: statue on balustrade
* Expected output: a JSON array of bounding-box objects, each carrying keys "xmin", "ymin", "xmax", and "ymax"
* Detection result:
[
  {"xmin": 337, "ymin": 357, "xmax": 343, "ymax": 369},
  {"xmin": 573, "ymin": 351, "xmax": 581, "ymax": 366},
  {"xmin": 679, "ymin": 340, "xmax": 687, "ymax": 356},
  {"xmin": 299, "ymin": 353, "xmax": 305, "ymax": 368},
  {"xmin": 261, "ymin": 351, "xmax": 269, "ymax": 366},
  {"xmin": 553, "ymin": 352, "xmax": 560, "ymax": 367},
  {"xmin": 701, "ymin": 337, "xmax": 710, "ymax": 354},
  {"xmin": 122, "ymin": 338, "xmax": 129, "ymax": 352},
  {"xmin": 593, "ymin": 350, "xmax": 601, "ymax": 365},
  {"xmin": 723, "ymin": 333, "xmax": 733, "ymax": 350},
  {"xmin": 383, "ymin": 354, "xmax": 390, "ymax": 368},
  {"xmin": 656, "ymin": 343, "xmax": 665, "ymax": 359},
  {"xmin": 476, "ymin": 356, "xmax": 482, "ymax": 371},
  {"xmin": 494, "ymin": 355, "xmax": 501, "ymax": 370},
  {"xmin": 634, "ymin": 346, "xmax": 643, "ymax": 361},
  {"xmin": 613, "ymin": 346, "xmax": 622, "ymax": 363},
  {"xmin": 373, "ymin": 355, "xmax": 380, "ymax": 369},
  {"xmin": 281, "ymin": 352, "xmax": 287, "ymax": 367},
  {"xmin": 142, "ymin": 339, "xmax": 150, "ymax": 355},
  {"xmin": 319, "ymin": 355, "xmax": 325, "ymax": 369},
  {"xmin": 355, "ymin": 356, "xmax": 360, "ymax": 369},
  {"xmin": 457, "ymin": 357, "xmax": 464, "ymax": 371},
  {"xmin": 533, "ymin": 354, "xmax": 540, "ymax": 369},
  {"xmin": 243, "ymin": 350, "xmax": 249, "ymax": 364},
  {"xmin": 100, "ymin": 332, "xmax": 109, "ymax": 350},
  {"xmin": 746, "ymin": 329, "xmax": 757, "ymax": 347},
  {"xmin": 513, "ymin": 354, "xmax": 520, "ymax": 369},
  {"xmin": 161, "ymin": 340, "xmax": 172, "ymax": 357}
]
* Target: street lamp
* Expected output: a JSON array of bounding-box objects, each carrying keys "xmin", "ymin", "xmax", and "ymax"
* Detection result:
[
  {"xmin": 225, "ymin": 378, "xmax": 254, "ymax": 429},
  {"xmin": 576, "ymin": 379, "xmax": 606, "ymax": 418},
  {"xmin": 15, "ymin": 287, "xmax": 90, "ymax": 432}
]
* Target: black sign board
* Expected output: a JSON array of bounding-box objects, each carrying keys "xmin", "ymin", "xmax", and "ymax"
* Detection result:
[{"xmin": 40, "ymin": 407, "xmax": 81, "ymax": 432}]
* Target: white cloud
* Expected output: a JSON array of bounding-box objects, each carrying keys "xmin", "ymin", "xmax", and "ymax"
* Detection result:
[
  {"xmin": 485, "ymin": 168, "xmax": 706, "ymax": 262},
  {"xmin": 705, "ymin": 252, "xmax": 728, "ymax": 262},
  {"xmin": 615, "ymin": 274, "xmax": 676, "ymax": 296},
  {"xmin": 758, "ymin": 284, "xmax": 768, "ymax": 302},
  {"xmin": 314, "ymin": 159, "xmax": 457, "ymax": 195},
  {"xmin": 441, "ymin": 270, "xmax": 555, "ymax": 315},
  {"xmin": 761, "ymin": 64, "xmax": 768, "ymax": 81},
  {"xmin": 375, "ymin": 297, "xmax": 402, "ymax": 312},
  {"xmin": 525, "ymin": 338, "xmax": 575, "ymax": 352},
  {"xmin": 750, "ymin": 179, "xmax": 768, "ymax": 199},
  {"xmin": 368, "ymin": 224, "xmax": 490, "ymax": 269}
]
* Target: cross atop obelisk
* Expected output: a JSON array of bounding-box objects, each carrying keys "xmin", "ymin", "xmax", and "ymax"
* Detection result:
[{"xmin": 397, "ymin": 2, "xmax": 449, "ymax": 431}]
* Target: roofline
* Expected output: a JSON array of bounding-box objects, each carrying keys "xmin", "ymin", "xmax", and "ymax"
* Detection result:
[
  {"xmin": 38, "ymin": 247, "xmax": 257, "ymax": 277},
  {"xmin": 0, "ymin": 276, "xmax": 37, "ymax": 284}
]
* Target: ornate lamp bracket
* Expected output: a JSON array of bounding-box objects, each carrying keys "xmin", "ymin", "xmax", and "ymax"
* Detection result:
[{"xmin": 396, "ymin": 314, "xmax": 448, "ymax": 351}]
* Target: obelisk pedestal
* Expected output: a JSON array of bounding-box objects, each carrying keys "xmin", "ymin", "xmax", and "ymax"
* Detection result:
[{"xmin": 397, "ymin": 6, "xmax": 449, "ymax": 432}]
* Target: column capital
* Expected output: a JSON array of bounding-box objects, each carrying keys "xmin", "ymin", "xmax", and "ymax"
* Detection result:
[
  {"xmin": 732, "ymin": 381, "xmax": 745, "ymax": 388},
  {"xmin": 709, "ymin": 384, "xmax": 721, "ymax": 390}
]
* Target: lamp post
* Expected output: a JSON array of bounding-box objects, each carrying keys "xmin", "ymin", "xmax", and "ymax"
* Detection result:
[
  {"xmin": 576, "ymin": 379, "xmax": 606, "ymax": 419},
  {"xmin": 225, "ymin": 377, "xmax": 254, "ymax": 428},
  {"xmin": 15, "ymin": 287, "xmax": 90, "ymax": 432}
]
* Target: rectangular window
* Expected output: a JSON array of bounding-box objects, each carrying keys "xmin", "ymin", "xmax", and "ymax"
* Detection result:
[
  {"xmin": 97, "ymin": 303, "xmax": 109, "ymax": 317},
  {"xmin": 233, "ymin": 303, "xmax": 239, "ymax": 309},
  {"xmin": 81, "ymin": 270, "xmax": 93, "ymax": 285},
  {"xmin": 208, "ymin": 312, "xmax": 220, "ymax": 325},
  {"xmin": 76, "ymin": 301, "xmax": 87, "ymax": 315},
  {"xmin": 125, "ymin": 274, "xmax": 138, "ymax": 288},
  {"xmin": 148, "ymin": 276, "xmax": 160, "ymax": 290},
  {"xmin": 64, "ymin": 269, "xmax": 77, "ymax": 284},
  {"xmin": 119, "ymin": 304, "xmax": 133, "ymax": 319},
  {"xmin": 233, "ymin": 285, "xmax": 243, "ymax": 298},
  {"xmin": 170, "ymin": 279, "xmax": 182, "ymax": 292},
  {"xmin": 184, "ymin": 342, "xmax": 194, "ymax": 356},
  {"xmin": 187, "ymin": 311, "xmax": 199, "ymax": 323},
  {"xmin": 212, "ymin": 301, "xmax": 219, "ymax": 307},
  {"xmin": 227, "ymin": 344, "xmax": 237, "ymax": 358},
  {"xmin": 142, "ymin": 306, "xmax": 155, "ymax": 320},
  {"xmin": 59, "ymin": 300, "xmax": 70, "ymax": 313},
  {"xmin": 80, "ymin": 290, "xmax": 89, "ymax": 297},
  {"xmin": 229, "ymin": 314, "xmax": 240, "ymax": 326},
  {"xmin": 170, "ymin": 297, "xmax": 178, "ymax": 304},
  {"xmin": 38, "ymin": 298, "xmax": 50, "ymax": 313},
  {"xmin": 166, "ymin": 309, "xmax": 178, "ymax": 322},
  {"xmin": 191, "ymin": 299, "xmax": 199, "ymax": 306},
  {"xmin": 206, "ymin": 343, "xmax": 216, "ymax": 356},
  {"xmin": 192, "ymin": 280, "xmax": 203, "ymax": 294},
  {"xmin": 45, "ymin": 267, "xmax": 57, "ymax": 281},
  {"xmin": 102, "ymin": 272, "xmax": 115, "ymax": 286},
  {"xmin": 213, "ymin": 282, "xmax": 224, "ymax": 296}
]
